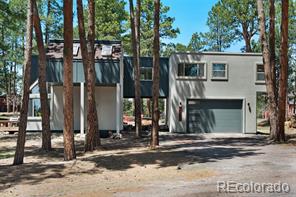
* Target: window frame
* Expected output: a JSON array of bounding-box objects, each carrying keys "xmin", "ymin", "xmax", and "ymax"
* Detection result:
[
  {"xmin": 255, "ymin": 63, "xmax": 265, "ymax": 84},
  {"xmin": 139, "ymin": 67, "xmax": 153, "ymax": 81},
  {"xmin": 211, "ymin": 62, "xmax": 228, "ymax": 81},
  {"xmin": 177, "ymin": 61, "xmax": 207, "ymax": 80},
  {"xmin": 28, "ymin": 82, "xmax": 54, "ymax": 120}
]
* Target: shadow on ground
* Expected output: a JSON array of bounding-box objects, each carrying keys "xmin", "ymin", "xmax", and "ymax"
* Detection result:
[
  {"xmin": 0, "ymin": 133, "xmax": 267, "ymax": 191},
  {"xmin": 83, "ymin": 135, "xmax": 266, "ymax": 170}
]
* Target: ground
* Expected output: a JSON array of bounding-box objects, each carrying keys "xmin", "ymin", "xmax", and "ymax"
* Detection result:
[{"xmin": 0, "ymin": 132, "xmax": 296, "ymax": 197}]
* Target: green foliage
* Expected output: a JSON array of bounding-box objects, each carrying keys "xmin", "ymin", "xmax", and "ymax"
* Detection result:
[
  {"xmin": 161, "ymin": 32, "xmax": 208, "ymax": 56},
  {"xmin": 42, "ymin": 0, "xmax": 63, "ymax": 41},
  {"xmin": 161, "ymin": 43, "xmax": 177, "ymax": 57},
  {"xmin": 249, "ymin": 39, "xmax": 262, "ymax": 53},
  {"xmin": 204, "ymin": 1, "xmax": 236, "ymax": 51},
  {"xmin": 256, "ymin": 92, "xmax": 268, "ymax": 118},
  {"xmin": 188, "ymin": 32, "xmax": 207, "ymax": 52},
  {"xmin": 161, "ymin": 43, "xmax": 189, "ymax": 56},
  {"xmin": 123, "ymin": 98, "xmax": 133, "ymax": 116},
  {"xmin": 125, "ymin": 0, "xmax": 180, "ymax": 56},
  {"xmin": 0, "ymin": 0, "xmax": 26, "ymax": 96},
  {"xmin": 287, "ymin": 0, "xmax": 296, "ymax": 95},
  {"xmin": 221, "ymin": 0, "xmax": 258, "ymax": 42},
  {"xmin": 94, "ymin": 0, "xmax": 128, "ymax": 40}
]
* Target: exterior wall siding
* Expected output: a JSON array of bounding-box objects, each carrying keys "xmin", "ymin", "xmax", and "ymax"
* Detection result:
[
  {"xmin": 168, "ymin": 53, "xmax": 266, "ymax": 134},
  {"xmin": 123, "ymin": 56, "xmax": 169, "ymax": 98},
  {"xmin": 31, "ymin": 56, "xmax": 120, "ymax": 85},
  {"xmin": 27, "ymin": 86, "xmax": 122, "ymax": 131}
]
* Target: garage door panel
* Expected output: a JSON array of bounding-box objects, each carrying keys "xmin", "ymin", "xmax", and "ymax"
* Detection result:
[{"xmin": 187, "ymin": 99, "xmax": 242, "ymax": 133}]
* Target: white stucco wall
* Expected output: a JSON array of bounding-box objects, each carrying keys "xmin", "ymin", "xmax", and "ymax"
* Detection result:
[
  {"xmin": 168, "ymin": 52, "xmax": 266, "ymax": 134},
  {"xmin": 27, "ymin": 85, "xmax": 122, "ymax": 131}
]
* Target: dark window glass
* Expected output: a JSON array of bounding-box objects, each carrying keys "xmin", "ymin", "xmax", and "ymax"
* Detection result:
[
  {"xmin": 257, "ymin": 64, "xmax": 265, "ymax": 81},
  {"xmin": 178, "ymin": 63, "xmax": 184, "ymax": 76},
  {"xmin": 28, "ymin": 98, "xmax": 41, "ymax": 117},
  {"xmin": 185, "ymin": 64, "xmax": 198, "ymax": 76},
  {"xmin": 212, "ymin": 63, "xmax": 226, "ymax": 78},
  {"xmin": 140, "ymin": 67, "xmax": 152, "ymax": 80}
]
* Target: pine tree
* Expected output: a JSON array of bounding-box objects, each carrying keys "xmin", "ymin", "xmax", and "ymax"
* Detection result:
[
  {"xmin": 33, "ymin": 0, "xmax": 52, "ymax": 151},
  {"xmin": 13, "ymin": 0, "xmax": 34, "ymax": 165},
  {"xmin": 151, "ymin": 0, "xmax": 160, "ymax": 148},
  {"xmin": 63, "ymin": 0, "xmax": 76, "ymax": 160}
]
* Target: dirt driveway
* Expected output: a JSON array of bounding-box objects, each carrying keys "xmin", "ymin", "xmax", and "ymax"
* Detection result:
[{"xmin": 0, "ymin": 132, "xmax": 295, "ymax": 197}]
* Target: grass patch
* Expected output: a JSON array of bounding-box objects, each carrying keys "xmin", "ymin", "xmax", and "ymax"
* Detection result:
[{"xmin": 0, "ymin": 151, "xmax": 14, "ymax": 159}]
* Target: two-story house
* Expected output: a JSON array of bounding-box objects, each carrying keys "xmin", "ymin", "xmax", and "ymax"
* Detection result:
[
  {"xmin": 27, "ymin": 41, "xmax": 266, "ymax": 134},
  {"xmin": 168, "ymin": 52, "xmax": 266, "ymax": 133}
]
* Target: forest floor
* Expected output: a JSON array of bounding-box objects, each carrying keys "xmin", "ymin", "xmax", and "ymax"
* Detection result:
[{"xmin": 0, "ymin": 131, "xmax": 296, "ymax": 197}]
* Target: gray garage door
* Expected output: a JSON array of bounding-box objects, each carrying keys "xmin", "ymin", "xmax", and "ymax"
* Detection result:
[{"xmin": 187, "ymin": 99, "xmax": 243, "ymax": 133}]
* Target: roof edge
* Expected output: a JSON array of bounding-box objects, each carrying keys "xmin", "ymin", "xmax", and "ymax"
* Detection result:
[
  {"xmin": 172, "ymin": 51, "xmax": 262, "ymax": 56},
  {"xmin": 49, "ymin": 39, "xmax": 122, "ymax": 45}
]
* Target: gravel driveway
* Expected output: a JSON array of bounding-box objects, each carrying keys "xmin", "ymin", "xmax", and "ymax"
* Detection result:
[
  {"xmin": 122, "ymin": 134, "xmax": 296, "ymax": 197},
  {"xmin": 0, "ymin": 132, "xmax": 295, "ymax": 197}
]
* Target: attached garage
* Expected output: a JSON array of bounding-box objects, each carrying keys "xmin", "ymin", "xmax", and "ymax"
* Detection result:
[{"xmin": 187, "ymin": 99, "xmax": 243, "ymax": 133}]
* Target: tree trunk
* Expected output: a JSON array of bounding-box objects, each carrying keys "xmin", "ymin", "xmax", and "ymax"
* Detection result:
[
  {"xmin": 7, "ymin": 66, "xmax": 11, "ymax": 112},
  {"xmin": 129, "ymin": 0, "xmax": 142, "ymax": 137},
  {"xmin": 257, "ymin": 0, "xmax": 278, "ymax": 140},
  {"xmin": 63, "ymin": 0, "xmax": 76, "ymax": 160},
  {"xmin": 4, "ymin": 64, "xmax": 8, "ymax": 112},
  {"xmin": 245, "ymin": 37, "xmax": 252, "ymax": 53},
  {"xmin": 135, "ymin": 0, "xmax": 142, "ymax": 136},
  {"xmin": 45, "ymin": 0, "xmax": 51, "ymax": 45},
  {"xmin": 13, "ymin": 0, "xmax": 34, "ymax": 165},
  {"xmin": 151, "ymin": 0, "xmax": 160, "ymax": 148},
  {"xmin": 147, "ymin": 99, "xmax": 151, "ymax": 117},
  {"xmin": 294, "ymin": 73, "xmax": 296, "ymax": 114},
  {"xmin": 242, "ymin": 23, "xmax": 252, "ymax": 52},
  {"xmin": 85, "ymin": 0, "xmax": 100, "ymax": 151},
  {"xmin": 33, "ymin": 1, "xmax": 52, "ymax": 151},
  {"xmin": 269, "ymin": 0, "xmax": 276, "ymax": 97},
  {"xmin": 13, "ymin": 60, "xmax": 17, "ymax": 113},
  {"xmin": 294, "ymin": 95, "xmax": 296, "ymax": 115},
  {"xmin": 277, "ymin": 0, "xmax": 289, "ymax": 142},
  {"xmin": 76, "ymin": 0, "xmax": 88, "ymax": 80}
]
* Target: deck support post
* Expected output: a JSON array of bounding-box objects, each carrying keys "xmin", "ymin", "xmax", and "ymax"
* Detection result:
[
  {"xmin": 116, "ymin": 83, "xmax": 121, "ymax": 135},
  {"xmin": 80, "ymin": 82, "xmax": 84, "ymax": 137}
]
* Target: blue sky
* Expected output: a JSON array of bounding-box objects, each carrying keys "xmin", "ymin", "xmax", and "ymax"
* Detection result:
[{"xmin": 161, "ymin": 0, "xmax": 244, "ymax": 52}]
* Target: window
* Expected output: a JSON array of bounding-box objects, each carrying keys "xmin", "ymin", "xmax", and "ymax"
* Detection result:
[
  {"xmin": 140, "ymin": 67, "xmax": 152, "ymax": 81},
  {"xmin": 212, "ymin": 63, "xmax": 227, "ymax": 80},
  {"xmin": 28, "ymin": 98, "xmax": 41, "ymax": 117},
  {"xmin": 178, "ymin": 63, "xmax": 206, "ymax": 78},
  {"xmin": 28, "ymin": 81, "xmax": 52, "ymax": 119},
  {"xmin": 101, "ymin": 45, "xmax": 113, "ymax": 56},
  {"xmin": 256, "ymin": 64, "xmax": 265, "ymax": 82},
  {"xmin": 73, "ymin": 43, "xmax": 79, "ymax": 56},
  {"xmin": 28, "ymin": 94, "xmax": 52, "ymax": 118}
]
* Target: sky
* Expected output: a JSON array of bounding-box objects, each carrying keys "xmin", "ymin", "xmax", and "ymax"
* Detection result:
[{"xmin": 161, "ymin": 0, "xmax": 244, "ymax": 52}]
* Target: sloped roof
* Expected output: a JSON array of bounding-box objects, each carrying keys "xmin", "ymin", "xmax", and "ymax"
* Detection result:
[{"xmin": 46, "ymin": 40, "xmax": 122, "ymax": 60}]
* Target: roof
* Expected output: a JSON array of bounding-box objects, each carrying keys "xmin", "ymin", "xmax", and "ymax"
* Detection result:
[{"xmin": 46, "ymin": 39, "xmax": 122, "ymax": 60}]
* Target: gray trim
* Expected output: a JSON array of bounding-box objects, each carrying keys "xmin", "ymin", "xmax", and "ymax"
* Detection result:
[{"xmin": 173, "ymin": 52, "xmax": 262, "ymax": 56}]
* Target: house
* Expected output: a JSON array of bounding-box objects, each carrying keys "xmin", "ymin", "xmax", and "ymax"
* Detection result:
[
  {"xmin": 0, "ymin": 94, "xmax": 20, "ymax": 112},
  {"xmin": 168, "ymin": 52, "xmax": 266, "ymax": 133},
  {"xmin": 0, "ymin": 95, "xmax": 7, "ymax": 112},
  {"xmin": 28, "ymin": 40, "xmax": 123, "ymax": 135},
  {"xmin": 28, "ymin": 40, "xmax": 267, "ymax": 134}
]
